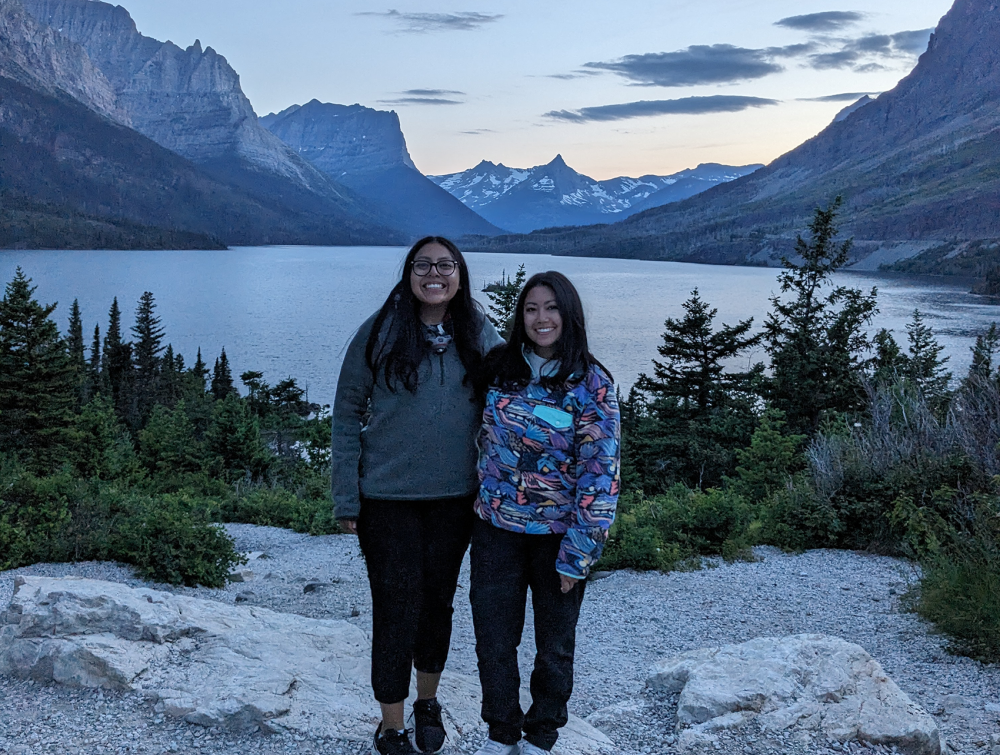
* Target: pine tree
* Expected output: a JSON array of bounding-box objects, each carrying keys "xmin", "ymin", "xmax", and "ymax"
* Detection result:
[
  {"xmin": 240, "ymin": 370, "xmax": 271, "ymax": 417},
  {"xmin": 871, "ymin": 328, "xmax": 905, "ymax": 386},
  {"xmin": 764, "ymin": 198, "xmax": 878, "ymax": 432},
  {"xmin": 629, "ymin": 289, "xmax": 763, "ymax": 491},
  {"xmin": 138, "ymin": 401, "xmax": 205, "ymax": 476},
  {"xmin": 731, "ymin": 409, "xmax": 806, "ymax": 503},
  {"xmin": 102, "ymin": 297, "xmax": 134, "ymax": 417},
  {"xmin": 486, "ymin": 264, "xmax": 526, "ymax": 338},
  {"xmin": 192, "ymin": 347, "xmax": 209, "ymax": 392},
  {"xmin": 89, "ymin": 323, "xmax": 105, "ymax": 395},
  {"xmin": 967, "ymin": 323, "xmax": 1000, "ymax": 382},
  {"xmin": 0, "ymin": 268, "xmax": 77, "ymax": 468},
  {"xmin": 131, "ymin": 291, "xmax": 165, "ymax": 422},
  {"xmin": 73, "ymin": 395, "xmax": 141, "ymax": 482},
  {"xmin": 161, "ymin": 344, "xmax": 182, "ymax": 406},
  {"xmin": 211, "ymin": 348, "xmax": 236, "ymax": 400},
  {"xmin": 638, "ymin": 289, "xmax": 760, "ymax": 413},
  {"xmin": 206, "ymin": 393, "xmax": 272, "ymax": 483},
  {"xmin": 903, "ymin": 309, "xmax": 951, "ymax": 401},
  {"xmin": 67, "ymin": 298, "xmax": 88, "ymax": 406}
]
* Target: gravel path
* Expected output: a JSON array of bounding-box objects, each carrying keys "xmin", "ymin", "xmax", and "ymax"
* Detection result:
[{"xmin": 1, "ymin": 524, "xmax": 998, "ymax": 755}]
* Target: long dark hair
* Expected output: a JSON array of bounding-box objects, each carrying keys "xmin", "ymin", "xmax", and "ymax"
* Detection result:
[
  {"xmin": 365, "ymin": 236, "xmax": 486, "ymax": 392},
  {"xmin": 485, "ymin": 270, "xmax": 611, "ymax": 390}
]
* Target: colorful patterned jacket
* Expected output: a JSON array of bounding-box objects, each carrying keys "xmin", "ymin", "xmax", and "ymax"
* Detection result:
[{"xmin": 474, "ymin": 359, "xmax": 621, "ymax": 579}]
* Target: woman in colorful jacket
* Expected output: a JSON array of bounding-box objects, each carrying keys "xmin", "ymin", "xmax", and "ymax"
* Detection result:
[
  {"xmin": 470, "ymin": 271, "xmax": 620, "ymax": 755},
  {"xmin": 331, "ymin": 236, "xmax": 502, "ymax": 755}
]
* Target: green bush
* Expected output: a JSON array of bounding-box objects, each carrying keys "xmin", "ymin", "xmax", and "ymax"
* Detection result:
[
  {"xmin": 220, "ymin": 484, "xmax": 339, "ymax": 535},
  {"xmin": 599, "ymin": 486, "xmax": 751, "ymax": 572},
  {"xmin": 756, "ymin": 476, "xmax": 843, "ymax": 551},
  {"xmin": 0, "ymin": 465, "xmax": 76, "ymax": 569},
  {"xmin": 0, "ymin": 458, "xmax": 242, "ymax": 586},
  {"xmin": 916, "ymin": 499, "xmax": 1000, "ymax": 662},
  {"xmin": 72, "ymin": 396, "xmax": 143, "ymax": 483},
  {"xmin": 112, "ymin": 491, "xmax": 242, "ymax": 587}
]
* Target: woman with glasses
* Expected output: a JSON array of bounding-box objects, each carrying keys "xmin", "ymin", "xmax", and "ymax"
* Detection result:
[
  {"xmin": 332, "ymin": 236, "xmax": 503, "ymax": 755},
  {"xmin": 470, "ymin": 271, "xmax": 620, "ymax": 755}
]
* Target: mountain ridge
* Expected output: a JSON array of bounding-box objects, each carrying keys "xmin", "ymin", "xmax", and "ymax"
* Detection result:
[
  {"xmin": 262, "ymin": 100, "xmax": 501, "ymax": 238},
  {"xmin": 461, "ymin": 0, "xmax": 1000, "ymax": 270},
  {"xmin": 431, "ymin": 156, "xmax": 761, "ymax": 233},
  {"xmin": 1, "ymin": 0, "xmax": 406, "ymax": 247}
]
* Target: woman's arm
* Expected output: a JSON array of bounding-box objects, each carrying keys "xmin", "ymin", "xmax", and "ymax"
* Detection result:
[
  {"xmin": 557, "ymin": 369, "xmax": 621, "ymax": 579},
  {"xmin": 331, "ymin": 317, "xmax": 376, "ymax": 522}
]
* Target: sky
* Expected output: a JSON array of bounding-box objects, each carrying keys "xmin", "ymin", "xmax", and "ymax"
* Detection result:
[{"xmin": 117, "ymin": 0, "xmax": 955, "ymax": 180}]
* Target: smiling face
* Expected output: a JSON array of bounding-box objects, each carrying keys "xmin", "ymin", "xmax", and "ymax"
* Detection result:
[
  {"xmin": 409, "ymin": 242, "xmax": 460, "ymax": 321},
  {"xmin": 523, "ymin": 284, "xmax": 563, "ymax": 359}
]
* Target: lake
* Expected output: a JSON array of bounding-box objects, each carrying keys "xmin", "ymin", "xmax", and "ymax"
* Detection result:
[{"xmin": 2, "ymin": 246, "xmax": 998, "ymax": 406}]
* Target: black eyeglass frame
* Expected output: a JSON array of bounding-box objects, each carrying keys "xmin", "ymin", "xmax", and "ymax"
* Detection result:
[{"xmin": 411, "ymin": 260, "xmax": 458, "ymax": 276}]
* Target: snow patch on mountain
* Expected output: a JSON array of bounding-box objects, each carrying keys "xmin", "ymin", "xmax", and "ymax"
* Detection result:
[{"xmin": 429, "ymin": 157, "xmax": 763, "ymax": 233}]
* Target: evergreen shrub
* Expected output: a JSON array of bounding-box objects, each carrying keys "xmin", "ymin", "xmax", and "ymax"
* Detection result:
[
  {"xmin": 219, "ymin": 485, "xmax": 339, "ymax": 535},
  {"xmin": 600, "ymin": 486, "xmax": 752, "ymax": 571},
  {"xmin": 112, "ymin": 491, "xmax": 242, "ymax": 587},
  {"xmin": 918, "ymin": 522, "xmax": 1000, "ymax": 662},
  {"xmin": 0, "ymin": 460, "xmax": 241, "ymax": 586}
]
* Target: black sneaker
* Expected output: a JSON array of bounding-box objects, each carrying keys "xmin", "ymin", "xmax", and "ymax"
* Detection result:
[
  {"xmin": 371, "ymin": 723, "xmax": 418, "ymax": 755},
  {"xmin": 412, "ymin": 697, "xmax": 446, "ymax": 753}
]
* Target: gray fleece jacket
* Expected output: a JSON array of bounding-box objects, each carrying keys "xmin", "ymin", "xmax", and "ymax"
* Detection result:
[{"xmin": 331, "ymin": 310, "xmax": 503, "ymax": 519}]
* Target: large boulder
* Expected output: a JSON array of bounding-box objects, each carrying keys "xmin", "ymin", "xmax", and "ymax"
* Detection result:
[
  {"xmin": 647, "ymin": 634, "xmax": 940, "ymax": 755},
  {"xmin": 0, "ymin": 576, "xmax": 610, "ymax": 754}
]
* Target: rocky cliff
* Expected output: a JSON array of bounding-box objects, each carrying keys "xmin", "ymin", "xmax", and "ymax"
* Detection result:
[
  {"xmin": 465, "ymin": 0, "xmax": 1000, "ymax": 269},
  {"xmin": 262, "ymin": 100, "xmax": 416, "ymax": 175},
  {"xmin": 0, "ymin": 0, "xmax": 124, "ymax": 121},
  {"xmin": 0, "ymin": 72, "xmax": 402, "ymax": 248},
  {"xmin": 20, "ymin": 0, "xmax": 339, "ymax": 193},
  {"xmin": 262, "ymin": 100, "xmax": 500, "ymax": 238}
]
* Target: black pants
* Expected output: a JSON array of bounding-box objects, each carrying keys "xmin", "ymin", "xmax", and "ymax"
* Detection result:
[
  {"xmin": 357, "ymin": 495, "xmax": 475, "ymax": 704},
  {"xmin": 470, "ymin": 518, "xmax": 586, "ymax": 751}
]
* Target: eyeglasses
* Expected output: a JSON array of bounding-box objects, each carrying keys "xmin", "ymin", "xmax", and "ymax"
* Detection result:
[{"xmin": 412, "ymin": 259, "xmax": 458, "ymax": 276}]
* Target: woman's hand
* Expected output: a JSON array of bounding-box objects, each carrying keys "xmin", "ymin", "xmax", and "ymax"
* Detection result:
[
  {"xmin": 559, "ymin": 574, "xmax": 581, "ymax": 593},
  {"xmin": 339, "ymin": 518, "xmax": 358, "ymax": 535}
]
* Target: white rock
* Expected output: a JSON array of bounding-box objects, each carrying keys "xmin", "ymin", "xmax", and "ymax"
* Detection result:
[
  {"xmin": 0, "ymin": 576, "xmax": 609, "ymax": 753},
  {"xmin": 647, "ymin": 634, "xmax": 940, "ymax": 755}
]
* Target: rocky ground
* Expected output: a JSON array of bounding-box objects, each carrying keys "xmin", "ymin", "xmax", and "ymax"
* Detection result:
[{"xmin": 1, "ymin": 524, "xmax": 999, "ymax": 755}]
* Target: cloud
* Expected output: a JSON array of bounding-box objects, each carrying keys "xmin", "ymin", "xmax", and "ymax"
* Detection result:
[
  {"xmin": 546, "ymin": 95, "xmax": 779, "ymax": 123},
  {"xmin": 576, "ymin": 22, "xmax": 932, "ymax": 87},
  {"xmin": 355, "ymin": 10, "xmax": 503, "ymax": 33},
  {"xmin": 798, "ymin": 91, "xmax": 880, "ymax": 102},
  {"xmin": 807, "ymin": 29, "xmax": 932, "ymax": 70},
  {"xmin": 775, "ymin": 11, "xmax": 864, "ymax": 32},
  {"xmin": 891, "ymin": 29, "xmax": 934, "ymax": 54},
  {"xmin": 583, "ymin": 44, "xmax": 814, "ymax": 87},
  {"xmin": 378, "ymin": 97, "xmax": 463, "ymax": 106},
  {"xmin": 401, "ymin": 88, "xmax": 465, "ymax": 96},
  {"xmin": 544, "ymin": 71, "xmax": 602, "ymax": 80}
]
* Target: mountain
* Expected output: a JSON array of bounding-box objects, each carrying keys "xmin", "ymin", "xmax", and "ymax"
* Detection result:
[
  {"xmin": 0, "ymin": 0, "xmax": 123, "ymax": 121},
  {"xmin": 261, "ymin": 101, "xmax": 500, "ymax": 238},
  {"xmin": 0, "ymin": 73, "xmax": 404, "ymax": 248},
  {"xmin": 430, "ymin": 157, "xmax": 760, "ymax": 233},
  {"xmin": 0, "ymin": 0, "xmax": 403, "ymax": 247},
  {"xmin": 463, "ymin": 0, "xmax": 1000, "ymax": 270},
  {"xmin": 19, "ymin": 0, "xmax": 332, "ymax": 191},
  {"xmin": 0, "ymin": 0, "xmax": 402, "ymax": 248}
]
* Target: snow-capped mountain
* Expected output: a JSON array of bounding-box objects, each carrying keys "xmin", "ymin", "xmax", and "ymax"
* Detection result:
[{"xmin": 429, "ymin": 156, "xmax": 762, "ymax": 233}]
